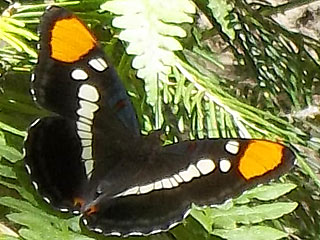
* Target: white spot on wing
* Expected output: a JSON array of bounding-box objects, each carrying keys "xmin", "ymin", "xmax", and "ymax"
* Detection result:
[
  {"xmin": 84, "ymin": 160, "xmax": 94, "ymax": 176},
  {"xmin": 73, "ymin": 210, "xmax": 80, "ymax": 215},
  {"xmin": 139, "ymin": 183, "xmax": 154, "ymax": 194},
  {"xmin": 29, "ymin": 118, "xmax": 41, "ymax": 128},
  {"xmin": 22, "ymin": 147, "xmax": 25, "ymax": 158},
  {"xmin": 22, "ymin": 147, "xmax": 26, "ymax": 157},
  {"xmin": 32, "ymin": 181, "xmax": 38, "ymax": 190},
  {"xmin": 77, "ymin": 130, "xmax": 92, "ymax": 139},
  {"xmin": 121, "ymin": 186, "xmax": 139, "ymax": 196},
  {"xmin": 71, "ymin": 69, "xmax": 88, "ymax": 80},
  {"xmin": 76, "ymin": 121, "xmax": 91, "ymax": 132},
  {"xmin": 178, "ymin": 170, "xmax": 192, "ymax": 182},
  {"xmin": 183, "ymin": 208, "xmax": 191, "ymax": 219},
  {"xmin": 173, "ymin": 174, "xmax": 183, "ymax": 183},
  {"xmin": 30, "ymin": 73, "xmax": 35, "ymax": 82},
  {"xmin": 161, "ymin": 178, "xmax": 173, "ymax": 188},
  {"xmin": 179, "ymin": 164, "xmax": 200, "ymax": 182},
  {"xmin": 25, "ymin": 164, "xmax": 31, "ymax": 175},
  {"xmin": 81, "ymin": 146, "xmax": 92, "ymax": 159},
  {"xmin": 225, "ymin": 140, "xmax": 240, "ymax": 154},
  {"xmin": 169, "ymin": 221, "xmax": 180, "ymax": 229},
  {"xmin": 43, "ymin": 196, "xmax": 50, "ymax": 204},
  {"xmin": 150, "ymin": 229, "xmax": 163, "ymax": 234},
  {"xmin": 59, "ymin": 208, "xmax": 69, "ymax": 213},
  {"xmin": 77, "ymin": 100, "xmax": 99, "ymax": 120},
  {"xmin": 196, "ymin": 159, "xmax": 216, "ymax": 175},
  {"xmin": 128, "ymin": 232, "xmax": 143, "ymax": 236},
  {"xmin": 94, "ymin": 228, "xmax": 103, "ymax": 233},
  {"xmin": 81, "ymin": 139, "xmax": 92, "ymax": 147},
  {"xmin": 188, "ymin": 164, "xmax": 201, "ymax": 177},
  {"xmin": 154, "ymin": 180, "xmax": 162, "ymax": 190},
  {"xmin": 31, "ymin": 94, "xmax": 37, "ymax": 101},
  {"xmin": 78, "ymin": 84, "xmax": 100, "ymax": 102},
  {"xmin": 219, "ymin": 159, "xmax": 231, "ymax": 173},
  {"xmin": 79, "ymin": 116, "xmax": 92, "ymax": 125},
  {"xmin": 169, "ymin": 177, "xmax": 179, "ymax": 187},
  {"xmin": 88, "ymin": 57, "xmax": 108, "ymax": 72},
  {"xmin": 110, "ymin": 232, "xmax": 121, "ymax": 236}
]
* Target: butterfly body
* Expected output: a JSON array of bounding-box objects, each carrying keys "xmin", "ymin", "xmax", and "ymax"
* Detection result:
[{"xmin": 24, "ymin": 6, "xmax": 295, "ymax": 237}]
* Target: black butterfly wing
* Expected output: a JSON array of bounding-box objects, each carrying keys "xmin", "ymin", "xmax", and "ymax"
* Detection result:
[
  {"xmin": 82, "ymin": 138, "xmax": 295, "ymax": 236},
  {"xmin": 25, "ymin": 6, "xmax": 139, "ymax": 211},
  {"xmin": 24, "ymin": 116, "xmax": 87, "ymax": 212},
  {"xmin": 33, "ymin": 6, "xmax": 139, "ymax": 135}
]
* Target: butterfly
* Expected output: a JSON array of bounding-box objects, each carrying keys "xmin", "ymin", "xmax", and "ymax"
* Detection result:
[{"xmin": 24, "ymin": 6, "xmax": 295, "ymax": 237}]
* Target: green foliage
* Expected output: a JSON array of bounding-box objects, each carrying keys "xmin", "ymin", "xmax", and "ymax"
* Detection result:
[
  {"xmin": 0, "ymin": 15, "xmax": 38, "ymax": 58},
  {"xmin": 191, "ymin": 183, "xmax": 298, "ymax": 239},
  {"xmin": 0, "ymin": 132, "xmax": 23, "ymax": 164},
  {"xmin": 195, "ymin": 202, "xmax": 298, "ymax": 230},
  {"xmin": 0, "ymin": 197, "xmax": 92, "ymax": 240},
  {"xmin": 235, "ymin": 183, "xmax": 297, "ymax": 204},
  {"xmin": 0, "ymin": 0, "xmax": 319, "ymax": 239},
  {"xmin": 213, "ymin": 226, "xmax": 288, "ymax": 240}
]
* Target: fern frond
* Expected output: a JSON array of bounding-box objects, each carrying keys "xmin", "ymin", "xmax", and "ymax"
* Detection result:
[
  {"xmin": 101, "ymin": 0, "xmax": 196, "ymax": 128},
  {"xmin": 0, "ymin": 15, "xmax": 38, "ymax": 58}
]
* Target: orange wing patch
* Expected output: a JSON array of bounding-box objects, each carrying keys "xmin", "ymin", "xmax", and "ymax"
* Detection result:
[
  {"xmin": 85, "ymin": 204, "xmax": 99, "ymax": 216},
  {"xmin": 238, "ymin": 140, "xmax": 284, "ymax": 180},
  {"xmin": 50, "ymin": 17, "xmax": 96, "ymax": 63}
]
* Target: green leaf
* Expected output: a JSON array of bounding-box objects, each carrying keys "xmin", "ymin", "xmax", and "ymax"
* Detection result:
[
  {"xmin": 7, "ymin": 213, "xmax": 92, "ymax": 240},
  {"xmin": 0, "ymin": 197, "xmax": 92, "ymax": 240},
  {"xmin": 0, "ymin": 127, "xmax": 23, "ymax": 163},
  {"xmin": 0, "ymin": 144, "xmax": 23, "ymax": 163},
  {"xmin": 192, "ymin": 201, "xmax": 297, "ymax": 236},
  {"xmin": 0, "ymin": 132, "xmax": 6, "ymax": 146},
  {"xmin": 173, "ymin": 69, "xmax": 186, "ymax": 105},
  {"xmin": 209, "ymin": 202, "xmax": 298, "ymax": 229},
  {"xmin": 0, "ymin": 184, "xmax": 37, "ymax": 206},
  {"xmin": 207, "ymin": 0, "xmax": 236, "ymax": 40},
  {"xmin": 235, "ymin": 183, "xmax": 297, "ymax": 204},
  {"xmin": 212, "ymin": 225, "xmax": 288, "ymax": 240},
  {"xmin": 0, "ymin": 197, "xmax": 46, "ymax": 219},
  {"xmin": 0, "ymin": 122, "xmax": 25, "ymax": 137},
  {"xmin": 0, "ymin": 165, "xmax": 16, "ymax": 179}
]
